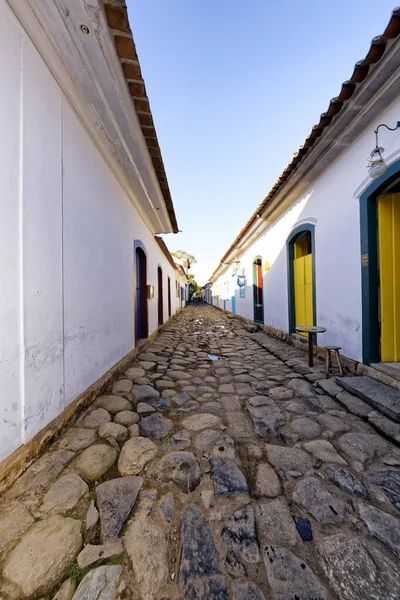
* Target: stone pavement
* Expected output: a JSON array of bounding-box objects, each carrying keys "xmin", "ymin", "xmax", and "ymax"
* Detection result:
[{"xmin": 1, "ymin": 305, "xmax": 400, "ymax": 600}]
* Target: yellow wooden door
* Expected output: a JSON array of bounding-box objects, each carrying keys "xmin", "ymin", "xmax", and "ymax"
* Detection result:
[
  {"xmin": 378, "ymin": 193, "xmax": 400, "ymax": 362},
  {"xmin": 294, "ymin": 240, "xmax": 314, "ymax": 334}
]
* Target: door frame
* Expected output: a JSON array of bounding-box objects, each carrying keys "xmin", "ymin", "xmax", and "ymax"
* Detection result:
[
  {"xmin": 157, "ymin": 266, "xmax": 163, "ymax": 326},
  {"xmin": 287, "ymin": 223, "xmax": 317, "ymax": 335},
  {"xmin": 252, "ymin": 256, "xmax": 264, "ymax": 323},
  {"xmin": 134, "ymin": 240, "xmax": 148, "ymax": 343},
  {"xmin": 167, "ymin": 276, "xmax": 171, "ymax": 317},
  {"xmin": 360, "ymin": 158, "xmax": 400, "ymax": 364}
]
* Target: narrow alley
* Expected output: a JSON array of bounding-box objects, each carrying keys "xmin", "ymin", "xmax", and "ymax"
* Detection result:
[{"xmin": 1, "ymin": 305, "xmax": 399, "ymax": 600}]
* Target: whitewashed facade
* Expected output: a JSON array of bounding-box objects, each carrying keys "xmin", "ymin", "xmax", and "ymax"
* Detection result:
[
  {"xmin": 210, "ymin": 14, "xmax": 400, "ymax": 371},
  {"xmin": 0, "ymin": 0, "xmax": 182, "ymax": 462}
]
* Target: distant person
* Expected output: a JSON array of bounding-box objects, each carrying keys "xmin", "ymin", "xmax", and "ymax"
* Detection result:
[{"xmin": 192, "ymin": 292, "xmax": 197, "ymax": 303}]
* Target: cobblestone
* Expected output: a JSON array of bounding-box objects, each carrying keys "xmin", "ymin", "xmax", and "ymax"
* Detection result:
[{"xmin": 2, "ymin": 305, "xmax": 399, "ymax": 599}]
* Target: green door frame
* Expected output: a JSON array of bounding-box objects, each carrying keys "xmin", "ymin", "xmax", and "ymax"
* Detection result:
[
  {"xmin": 253, "ymin": 256, "xmax": 264, "ymax": 323},
  {"xmin": 360, "ymin": 158, "xmax": 400, "ymax": 365},
  {"xmin": 287, "ymin": 223, "xmax": 317, "ymax": 335}
]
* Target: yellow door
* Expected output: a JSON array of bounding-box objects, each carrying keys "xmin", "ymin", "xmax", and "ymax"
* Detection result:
[
  {"xmin": 294, "ymin": 239, "xmax": 314, "ymax": 334},
  {"xmin": 378, "ymin": 193, "xmax": 400, "ymax": 362}
]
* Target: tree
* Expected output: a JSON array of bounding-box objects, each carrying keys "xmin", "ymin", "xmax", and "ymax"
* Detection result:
[
  {"xmin": 171, "ymin": 250, "xmax": 197, "ymax": 267},
  {"xmin": 187, "ymin": 273, "xmax": 201, "ymax": 298}
]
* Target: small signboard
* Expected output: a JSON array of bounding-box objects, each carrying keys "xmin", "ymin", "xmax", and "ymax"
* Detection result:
[{"xmin": 361, "ymin": 253, "xmax": 368, "ymax": 267}]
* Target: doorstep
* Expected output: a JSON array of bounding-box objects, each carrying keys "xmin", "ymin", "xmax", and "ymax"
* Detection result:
[{"xmin": 336, "ymin": 375, "xmax": 400, "ymax": 423}]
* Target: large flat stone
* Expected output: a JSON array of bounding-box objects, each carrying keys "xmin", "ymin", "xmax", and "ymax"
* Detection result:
[
  {"xmin": 180, "ymin": 578, "xmax": 229, "ymax": 599},
  {"xmin": 317, "ymin": 413, "xmax": 350, "ymax": 434},
  {"xmin": 157, "ymin": 451, "xmax": 202, "ymax": 493},
  {"xmin": 233, "ymin": 582, "xmax": 267, "ymax": 600},
  {"xmin": 59, "ymin": 428, "xmax": 97, "ymax": 451},
  {"xmin": 6, "ymin": 450, "xmax": 74, "ymax": 498},
  {"xmin": 210, "ymin": 457, "xmax": 249, "ymax": 496},
  {"xmin": 287, "ymin": 378, "xmax": 316, "ymax": 397},
  {"xmin": 368, "ymin": 411, "xmax": 400, "ymax": 443},
  {"xmin": 317, "ymin": 533, "xmax": 400, "ymax": 600},
  {"xmin": 253, "ymin": 462, "xmax": 281, "ymax": 497},
  {"xmin": 118, "ymin": 437, "xmax": 157, "ymax": 475},
  {"xmin": 266, "ymin": 445, "xmax": 313, "ymax": 473},
  {"xmin": 303, "ymin": 439, "xmax": 347, "ymax": 465},
  {"xmin": 81, "ymin": 409, "xmax": 112, "ymax": 429},
  {"xmin": 318, "ymin": 378, "xmax": 342, "ymax": 396},
  {"xmin": 112, "ymin": 379, "xmax": 133, "ymax": 395},
  {"xmin": 338, "ymin": 433, "xmax": 389, "ymax": 464},
  {"xmin": 132, "ymin": 384, "xmax": 160, "ymax": 403},
  {"xmin": 53, "ymin": 577, "xmax": 76, "ymax": 600},
  {"xmin": 247, "ymin": 396, "xmax": 285, "ymax": 438},
  {"xmin": 290, "ymin": 417, "xmax": 321, "ymax": 439},
  {"xmin": 72, "ymin": 445, "xmax": 117, "ymax": 481},
  {"xmin": 226, "ymin": 412, "xmax": 255, "ymax": 439},
  {"xmin": 124, "ymin": 517, "xmax": 168, "ymax": 599},
  {"xmin": 179, "ymin": 504, "xmax": 221, "ymax": 588},
  {"xmin": 182, "ymin": 413, "xmax": 221, "ymax": 431},
  {"xmin": 325, "ymin": 465, "xmax": 368, "ymax": 499},
  {"xmin": 139, "ymin": 414, "xmax": 173, "ymax": 439},
  {"xmin": 255, "ymin": 498, "xmax": 299, "ymax": 547},
  {"xmin": 98, "ymin": 422, "xmax": 128, "ymax": 444},
  {"xmin": 85, "ymin": 500, "xmax": 99, "ymax": 543},
  {"xmin": 263, "ymin": 546, "xmax": 327, "ymax": 600},
  {"xmin": 293, "ymin": 477, "xmax": 346, "ymax": 524},
  {"xmin": 125, "ymin": 366, "xmax": 146, "ymax": 380},
  {"xmin": 96, "ymin": 476, "xmax": 143, "ymax": 540},
  {"xmin": 369, "ymin": 469, "xmax": 400, "ymax": 509},
  {"xmin": 359, "ymin": 503, "xmax": 400, "ymax": 558},
  {"xmin": 41, "ymin": 474, "xmax": 89, "ymax": 514},
  {"xmin": 0, "ymin": 501, "xmax": 34, "ymax": 555},
  {"xmin": 222, "ymin": 504, "xmax": 260, "ymax": 563},
  {"xmin": 159, "ymin": 492, "xmax": 176, "ymax": 523},
  {"xmin": 94, "ymin": 396, "xmax": 132, "ymax": 415},
  {"xmin": 336, "ymin": 391, "xmax": 372, "ymax": 417},
  {"xmin": 1, "ymin": 515, "xmax": 82, "ymax": 599},
  {"xmin": 72, "ymin": 565, "xmax": 122, "ymax": 600},
  {"xmin": 337, "ymin": 376, "xmax": 400, "ymax": 422},
  {"xmin": 225, "ymin": 550, "xmax": 247, "ymax": 578},
  {"xmin": 77, "ymin": 539, "xmax": 123, "ymax": 570},
  {"xmin": 195, "ymin": 429, "xmax": 220, "ymax": 450}
]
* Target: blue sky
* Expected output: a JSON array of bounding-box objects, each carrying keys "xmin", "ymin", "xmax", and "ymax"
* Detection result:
[{"xmin": 128, "ymin": 0, "xmax": 396, "ymax": 284}]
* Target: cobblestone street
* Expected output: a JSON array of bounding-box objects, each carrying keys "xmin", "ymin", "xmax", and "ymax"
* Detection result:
[{"xmin": 1, "ymin": 305, "xmax": 400, "ymax": 599}]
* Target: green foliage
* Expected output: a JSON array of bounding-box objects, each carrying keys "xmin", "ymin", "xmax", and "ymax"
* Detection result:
[
  {"xmin": 67, "ymin": 562, "xmax": 85, "ymax": 585},
  {"xmin": 188, "ymin": 273, "xmax": 201, "ymax": 297},
  {"xmin": 106, "ymin": 552, "xmax": 124, "ymax": 565},
  {"xmin": 172, "ymin": 250, "xmax": 197, "ymax": 265}
]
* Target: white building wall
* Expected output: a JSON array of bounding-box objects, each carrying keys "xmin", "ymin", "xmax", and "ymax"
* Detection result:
[
  {"xmin": 0, "ymin": 1, "xmax": 180, "ymax": 462},
  {"xmin": 214, "ymin": 96, "xmax": 400, "ymax": 364}
]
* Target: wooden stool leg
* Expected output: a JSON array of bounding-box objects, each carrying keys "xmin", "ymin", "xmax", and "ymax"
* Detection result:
[
  {"xmin": 325, "ymin": 350, "xmax": 330, "ymax": 374},
  {"xmin": 335, "ymin": 350, "xmax": 344, "ymax": 377},
  {"xmin": 308, "ymin": 333, "xmax": 314, "ymax": 367}
]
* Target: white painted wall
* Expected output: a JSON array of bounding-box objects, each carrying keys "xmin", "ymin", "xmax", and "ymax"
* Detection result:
[
  {"xmin": 213, "ymin": 96, "xmax": 400, "ymax": 364},
  {"xmin": 0, "ymin": 1, "xmax": 180, "ymax": 462}
]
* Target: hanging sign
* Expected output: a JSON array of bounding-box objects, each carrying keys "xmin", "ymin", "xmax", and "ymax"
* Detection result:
[{"xmin": 237, "ymin": 275, "xmax": 246, "ymax": 287}]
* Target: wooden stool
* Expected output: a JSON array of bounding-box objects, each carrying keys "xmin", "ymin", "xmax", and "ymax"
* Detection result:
[{"xmin": 324, "ymin": 346, "xmax": 343, "ymax": 377}]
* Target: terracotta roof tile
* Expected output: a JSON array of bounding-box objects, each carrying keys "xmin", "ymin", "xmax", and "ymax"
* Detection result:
[
  {"xmin": 103, "ymin": 1, "xmax": 179, "ymax": 233},
  {"xmin": 155, "ymin": 236, "xmax": 177, "ymax": 270}
]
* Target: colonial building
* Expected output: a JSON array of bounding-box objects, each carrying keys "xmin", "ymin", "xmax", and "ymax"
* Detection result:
[
  {"xmin": 0, "ymin": 0, "xmax": 182, "ymax": 464},
  {"xmin": 210, "ymin": 8, "xmax": 400, "ymax": 374}
]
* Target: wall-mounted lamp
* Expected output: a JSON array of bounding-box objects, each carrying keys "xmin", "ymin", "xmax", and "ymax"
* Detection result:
[
  {"xmin": 368, "ymin": 121, "xmax": 400, "ymax": 179},
  {"xmin": 232, "ymin": 259, "xmax": 241, "ymax": 274}
]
